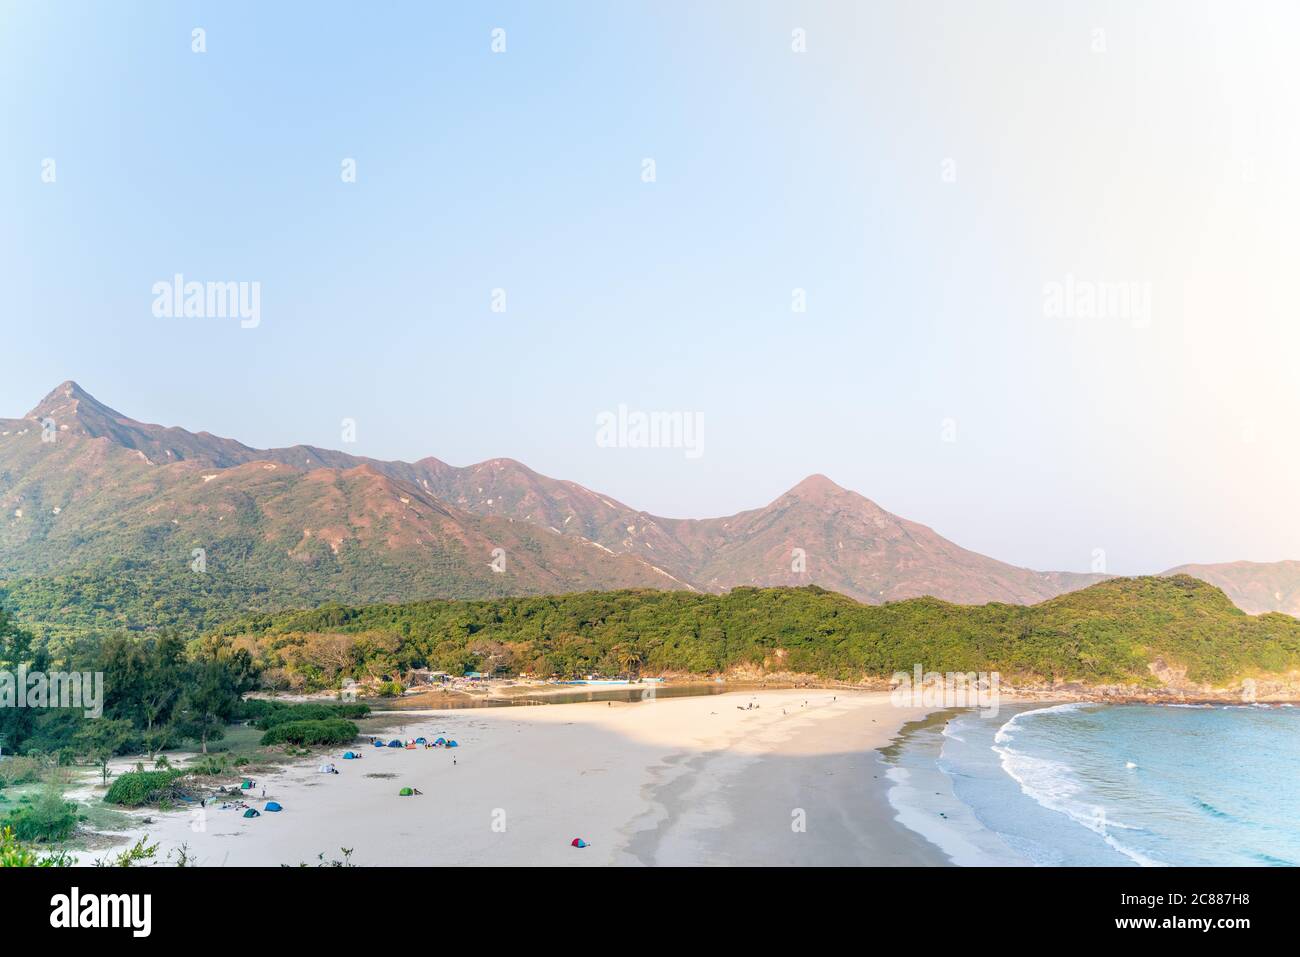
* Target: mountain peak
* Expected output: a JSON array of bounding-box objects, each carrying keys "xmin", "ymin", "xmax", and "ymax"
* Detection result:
[
  {"xmin": 26, "ymin": 380, "xmax": 124, "ymax": 424},
  {"xmin": 18, "ymin": 380, "xmax": 256, "ymax": 464},
  {"xmin": 786, "ymin": 473, "xmax": 849, "ymax": 499}
]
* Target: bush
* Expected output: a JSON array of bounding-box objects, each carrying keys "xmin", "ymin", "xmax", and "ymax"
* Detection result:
[
  {"xmin": 231, "ymin": 698, "xmax": 283, "ymax": 721},
  {"xmin": 0, "ymin": 756, "xmax": 44, "ymax": 789},
  {"xmin": 4, "ymin": 787, "xmax": 78, "ymax": 842},
  {"xmin": 103, "ymin": 770, "xmax": 185, "ymax": 807},
  {"xmin": 254, "ymin": 702, "xmax": 370, "ymax": 730},
  {"xmin": 0, "ymin": 825, "xmax": 74, "ymax": 867},
  {"xmin": 184, "ymin": 755, "xmax": 231, "ymax": 777},
  {"xmin": 259, "ymin": 719, "xmax": 358, "ymax": 747}
]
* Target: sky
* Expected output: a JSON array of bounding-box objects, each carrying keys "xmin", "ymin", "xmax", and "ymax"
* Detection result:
[{"xmin": 3, "ymin": 1, "xmax": 1299, "ymax": 576}]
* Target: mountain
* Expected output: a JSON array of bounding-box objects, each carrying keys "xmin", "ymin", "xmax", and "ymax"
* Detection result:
[
  {"xmin": 645, "ymin": 474, "xmax": 1106, "ymax": 605},
  {"xmin": 1, "ymin": 381, "xmax": 1109, "ymax": 633},
  {"xmin": 1162, "ymin": 561, "xmax": 1300, "ymax": 616},
  {"xmin": 414, "ymin": 466, "xmax": 1109, "ymax": 604},
  {"xmin": 0, "ymin": 383, "xmax": 690, "ymax": 629}
]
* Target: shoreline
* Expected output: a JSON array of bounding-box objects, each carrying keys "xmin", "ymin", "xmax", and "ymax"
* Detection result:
[
  {"xmin": 623, "ymin": 692, "xmax": 951, "ymax": 866},
  {"xmin": 881, "ymin": 705, "xmax": 1039, "ymax": 867},
  {"xmin": 883, "ymin": 698, "xmax": 1300, "ymax": 867},
  {"xmin": 367, "ymin": 678, "xmax": 1300, "ymax": 712},
  {"xmin": 72, "ymin": 689, "xmax": 945, "ymax": 867}
]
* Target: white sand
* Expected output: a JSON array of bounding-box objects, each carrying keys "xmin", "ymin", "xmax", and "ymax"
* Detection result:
[{"xmin": 76, "ymin": 689, "xmax": 946, "ymax": 866}]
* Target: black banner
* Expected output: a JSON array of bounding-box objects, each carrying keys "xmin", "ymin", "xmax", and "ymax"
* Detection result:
[{"xmin": 3, "ymin": 866, "xmax": 1288, "ymax": 945}]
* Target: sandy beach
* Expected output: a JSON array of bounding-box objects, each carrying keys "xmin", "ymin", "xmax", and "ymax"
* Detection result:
[{"xmin": 74, "ymin": 689, "xmax": 947, "ymax": 867}]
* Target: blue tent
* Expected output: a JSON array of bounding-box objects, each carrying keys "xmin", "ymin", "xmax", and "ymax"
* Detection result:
[
  {"xmin": 446, "ymin": 740, "xmax": 459, "ymax": 748},
  {"xmin": 433, "ymin": 737, "xmax": 446, "ymax": 746},
  {"xmin": 415, "ymin": 737, "xmax": 427, "ymax": 745},
  {"xmin": 387, "ymin": 739, "xmax": 402, "ymax": 748},
  {"xmin": 265, "ymin": 801, "xmax": 283, "ymax": 812},
  {"xmin": 343, "ymin": 751, "xmax": 358, "ymax": 759},
  {"xmin": 372, "ymin": 740, "xmax": 385, "ymax": 748}
]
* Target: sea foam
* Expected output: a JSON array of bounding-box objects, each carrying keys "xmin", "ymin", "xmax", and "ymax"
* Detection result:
[{"xmin": 992, "ymin": 705, "xmax": 1164, "ymax": 867}]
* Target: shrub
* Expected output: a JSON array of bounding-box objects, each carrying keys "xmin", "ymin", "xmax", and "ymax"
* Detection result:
[
  {"xmin": 185, "ymin": 755, "xmax": 230, "ymax": 777},
  {"xmin": 231, "ymin": 698, "xmax": 283, "ymax": 721},
  {"xmin": 259, "ymin": 719, "xmax": 358, "ymax": 747},
  {"xmin": 0, "ymin": 826, "xmax": 74, "ymax": 867},
  {"xmin": 0, "ymin": 756, "xmax": 44, "ymax": 789},
  {"xmin": 4, "ymin": 786, "xmax": 78, "ymax": 842},
  {"xmin": 255, "ymin": 702, "xmax": 369, "ymax": 730},
  {"xmin": 94, "ymin": 836, "xmax": 159, "ymax": 868},
  {"xmin": 103, "ymin": 770, "xmax": 185, "ymax": 807}
]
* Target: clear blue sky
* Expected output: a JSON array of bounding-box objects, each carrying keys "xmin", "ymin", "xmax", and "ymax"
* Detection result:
[{"xmin": 4, "ymin": 1, "xmax": 1299, "ymax": 574}]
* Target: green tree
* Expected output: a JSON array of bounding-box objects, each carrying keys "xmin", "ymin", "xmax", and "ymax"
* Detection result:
[
  {"xmin": 74, "ymin": 718, "xmax": 133, "ymax": 784},
  {"xmin": 176, "ymin": 645, "xmax": 257, "ymax": 753},
  {"xmin": 138, "ymin": 632, "xmax": 188, "ymax": 734}
]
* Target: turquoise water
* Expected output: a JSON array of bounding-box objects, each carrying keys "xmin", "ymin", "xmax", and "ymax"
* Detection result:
[{"xmin": 885, "ymin": 702, "xmax": 1300, "ymax": 866}]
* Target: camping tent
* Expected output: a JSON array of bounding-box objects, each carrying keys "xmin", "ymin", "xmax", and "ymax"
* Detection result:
[
  {"xmin": 240, "ymin": 779, "xmax": 253, "ymax": 789},
  {"xmin": 433, "ymin": 737, "xmax": 446, "ymax": 746},
  {"xmin": 571, "ymin": 838, "xmax": 588, "ymax": 848},
  {"xmin": 415, "ymin": 737, "xmax": 427, "ymax": 745},
  {"xmin": 343, "ymin": 751, "xmax": 358, "ymax": 759},
  {"xmin": 243, "ymin": 809, "xmax": 260, "ymax": 818},
  {"xmin": 265, "ymin": 802, "xmax": 283, "ymax": 812},
  {"xmin": 318, "ymin": 763, "xmax": 337, "ymax": 773},
  {"xmin": 387, "ymin": 739, "xmax": 402, "ymax": 748},
  {"xmin": 398, "ymin": 787, "xmax": 414, "ymax": 796},
  {"xmin": 445, "ymin": 740, "xmax": 459, "ymax": 748}
]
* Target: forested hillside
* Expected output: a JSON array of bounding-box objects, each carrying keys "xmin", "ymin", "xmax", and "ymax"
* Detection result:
[{"xmin": 212, "ymin": 576, "xmax": 1300, "ymax": 690}]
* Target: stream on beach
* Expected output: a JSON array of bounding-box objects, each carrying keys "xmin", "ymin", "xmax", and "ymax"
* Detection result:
[{"xmin": 376, "ymin": 682, "xmax": 765, "ymax": 710}]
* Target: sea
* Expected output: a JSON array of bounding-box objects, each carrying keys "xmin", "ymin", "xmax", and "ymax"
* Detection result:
[{"xmin": 883, "ymin": 701, "xmax": 1300, "ymax": 866}]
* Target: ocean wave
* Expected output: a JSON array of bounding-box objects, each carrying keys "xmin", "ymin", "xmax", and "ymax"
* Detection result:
[
  {"xmin": 992, "ymin": 707, "xmax": 1164, "ymax": 867},
  {"xmin": 1255, "ymin": 852, "xmax": 1297, "ymax": 866},
  {"xmin": 992, "ymin": 701, "xmax": 1089, "ymax": 746},
  {"xmin": 940, "ymin": 722, "xmax": 966, "ymax": 743},
  {"xmin": 1195, "ymin": 798, "xmax": 1236, "ymax": 822}
]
